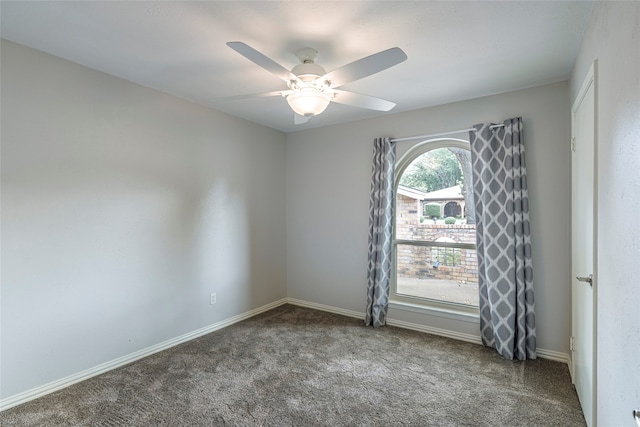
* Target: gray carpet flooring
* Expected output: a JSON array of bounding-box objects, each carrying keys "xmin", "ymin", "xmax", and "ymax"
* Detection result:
[{"xmin": 1, "ymin": 304, "xmax": 585, "ymax": 426}]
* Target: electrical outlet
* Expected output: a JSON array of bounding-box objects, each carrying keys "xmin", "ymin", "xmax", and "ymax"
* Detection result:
[{"xmin": 210, "ymin": 293, "xmax": 217, "ymax": 305}]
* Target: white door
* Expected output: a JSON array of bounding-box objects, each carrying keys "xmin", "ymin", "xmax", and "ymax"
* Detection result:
[{"xmin": 571, "ymin": 62, "xmax": 597, "ymax": 427}]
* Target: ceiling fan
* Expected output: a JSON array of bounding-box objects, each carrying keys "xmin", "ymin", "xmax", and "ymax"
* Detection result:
[{"xmin": 225, "ymin": 42, "xmax": 408, "ymax": 124}]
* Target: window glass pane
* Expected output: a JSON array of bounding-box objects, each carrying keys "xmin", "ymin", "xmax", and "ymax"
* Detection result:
[{"xmin": 394, "ymin": 145, "xmax": 478, "ymax": 307}]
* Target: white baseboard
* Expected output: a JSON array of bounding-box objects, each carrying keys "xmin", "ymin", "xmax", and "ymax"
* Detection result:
[
  {"xmin": 1, "ymin": 297, "xmax": 570, "ymax": 412},
  {"xmin": 286, "ymin": 298, "xmax": 365, "ymax": 320},
  {"xmin": 287, "ymin": 298, "xmax": 479, "ymax": 344},
  {"xmin": 287, "ymin": 298, "xmax": 570, "ymax": 365},
  {"xmin": 536, "ymin": 347, "xmax": 571, "ymax": 365},
  {"xmin": 386, "ymin": 317, "xmax": 483, "ymax": 345},
  {"xmin": 0, "ymin": 298, "xmax": 288, "ymax": 412}
]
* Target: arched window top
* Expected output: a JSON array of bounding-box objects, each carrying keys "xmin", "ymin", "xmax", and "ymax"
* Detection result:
[{"xmin": 396, "ymin": 138, "xmax": 470, "ymax": 181}]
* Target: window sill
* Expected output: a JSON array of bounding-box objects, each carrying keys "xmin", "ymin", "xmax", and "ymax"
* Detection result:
[{"xmin": 388, "ymin": 298, "xmax": 480, "ymax": 324}]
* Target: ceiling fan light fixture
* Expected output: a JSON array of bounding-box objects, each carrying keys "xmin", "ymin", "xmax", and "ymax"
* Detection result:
[
  {"xmin": 286, "ymin": 88, "xmax": 332, "ymax": 117},
  {"xmin": 226, "ymin": 42, "xmax": 408, "ymax": 123}
]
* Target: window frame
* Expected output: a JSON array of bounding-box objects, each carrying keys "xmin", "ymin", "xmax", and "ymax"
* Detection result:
[{"xmin": 390, "ymin": 138, "xmax": 480, "ymax": 319}]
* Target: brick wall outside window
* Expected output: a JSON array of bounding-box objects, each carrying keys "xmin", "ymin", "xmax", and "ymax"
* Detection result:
[{"xmin": 396, "ymin": 193, "xmax": 478, "ymax": 284}]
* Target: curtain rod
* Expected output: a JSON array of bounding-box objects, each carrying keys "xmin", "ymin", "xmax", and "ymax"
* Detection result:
[{"xmin": 390, "ymin": 123, "xmax": 505, "ymax": 143}]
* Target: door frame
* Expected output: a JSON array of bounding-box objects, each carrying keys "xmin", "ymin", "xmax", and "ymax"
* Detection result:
[{"xmin": 571, "ymin": 60, "xmax": 598, "ymax": 426}]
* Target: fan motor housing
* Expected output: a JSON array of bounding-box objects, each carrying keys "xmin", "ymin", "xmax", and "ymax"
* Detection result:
[{"xmin": 292, "ymin": 62, "xmax": 327, "ymax": 82}]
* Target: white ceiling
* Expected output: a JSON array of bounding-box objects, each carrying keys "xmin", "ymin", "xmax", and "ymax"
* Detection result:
[{"xmin": 1, "ymin": 1, "xmax": 593, "ymax": 133}]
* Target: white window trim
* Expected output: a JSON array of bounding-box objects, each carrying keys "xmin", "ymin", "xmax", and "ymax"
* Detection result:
[{"xmin": 390, "ymin": 138, "xmax": 480, "ymax": 320}]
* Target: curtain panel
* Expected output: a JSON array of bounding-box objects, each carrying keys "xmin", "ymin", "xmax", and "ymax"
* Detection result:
[
  {"xmin": 469, "ymin": 118, "xmax": 536, "ymax": 360},
  {"xmin": 365, "ymin": 137, "xmax": 396, "ymax": 327}
]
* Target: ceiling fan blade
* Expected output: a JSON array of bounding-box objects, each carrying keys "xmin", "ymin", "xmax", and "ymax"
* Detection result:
[
  {"xmin": 227, "ymin": 41, "xmax": 301, "ymax": 84},
  {"xmin": 212, "ymin": 90, "xmax": 290, "ymax": 102},
  {"xmin": 320, "ymin": 47, "xmax": 407, "ymax": 88},
  {"xmin": 331, "ymin": 90, "xmax": 396, "ymax": 111},
  {"xmin": 294, "ymin": 114, "xmax": 310, "ymax": 125}
]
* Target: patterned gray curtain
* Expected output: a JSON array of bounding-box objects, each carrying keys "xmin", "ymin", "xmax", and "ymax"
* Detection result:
[
  {"xmin": 469, "ymin": 118, "xmax": 536, "ymax": 360},
  {"xmin": 365, "ymin": 137, "xmax": 395, "ymax": 327}
]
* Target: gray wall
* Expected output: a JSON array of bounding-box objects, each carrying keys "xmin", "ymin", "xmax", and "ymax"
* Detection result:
[
  {"xmin": 1, "ymin": 40, "xmax": 287, "ymax": 399},
  {"xmin": 286, "ymin": 82, "xmax": 571, "ymax": 355},
  {"xmin": 569, "ymin": 2, "xmax": 640, "ymax": 425}
]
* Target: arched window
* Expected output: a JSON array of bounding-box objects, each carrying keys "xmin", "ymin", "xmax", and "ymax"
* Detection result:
[{"xmin": 393, "ymin": 139, "xmax": 479, "ymax": 310}]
